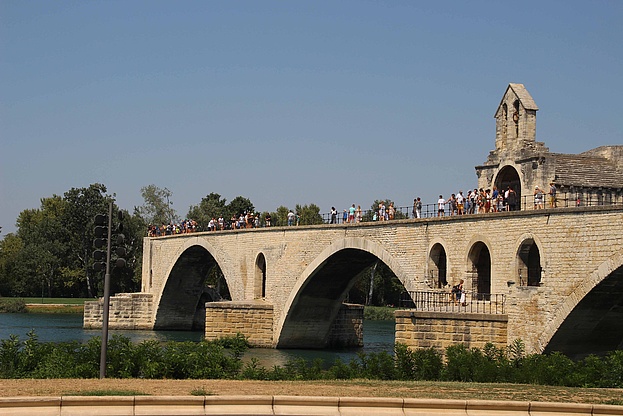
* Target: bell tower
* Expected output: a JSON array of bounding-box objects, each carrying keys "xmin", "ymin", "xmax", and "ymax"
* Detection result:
[{"xmin": 494, "ymin": 83, "xmax": 538, "ymax": 151}]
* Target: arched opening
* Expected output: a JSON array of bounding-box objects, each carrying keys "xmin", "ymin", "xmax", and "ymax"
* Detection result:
[
  {"xmin": 278, "ymin": 248, "xmax": 405, "ymax": 349},
  {"xmin": 502, "ymin": 103, "xmax": 508, "ymax": 141},
  {"xmin": 468, "ymin": 242, "xmax": 491, "ymax": 300},
  {"xmin": 155, "ymin": 245, "xmax": 230, "ymax": 330},
  {"xmin": 517, "ymin": 239, "xmax": 541, "ymax": 286},
  {"xmin": 513, "ymin": 99, "xmax": 520, "ymax": 138},
  {"xmin": 428, "ymin": 243, "xmax": 448, "ymax": 288},
  {"xmin": 544, "ymin": 265, "xmax": 623, "ymax": 359},
  {"xmin": 495, "ymin": 165, "xmax": 522, "ymax": 210},
  {"xmin": 254, "ymin": 253, "xmax": 267, "ymax": 299}
]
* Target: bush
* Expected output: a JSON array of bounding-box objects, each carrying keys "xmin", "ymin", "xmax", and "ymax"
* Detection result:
[
  {"xmin": 394, "ymin": 343, "xmax": 442, "ymax": 381},
  {"xmin": 0, "ymin": 298, "xmax": 27, "ymax": 313}
]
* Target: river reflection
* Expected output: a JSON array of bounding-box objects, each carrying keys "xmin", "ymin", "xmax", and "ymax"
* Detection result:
[{"xmin": 0, "ymin": 313, "xmax": 395, "ymax": 368}]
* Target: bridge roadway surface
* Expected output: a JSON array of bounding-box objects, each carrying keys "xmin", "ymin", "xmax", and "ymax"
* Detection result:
[{"xmin": 1, "ymin": 395, "xmax": 623, "ymax": 415}]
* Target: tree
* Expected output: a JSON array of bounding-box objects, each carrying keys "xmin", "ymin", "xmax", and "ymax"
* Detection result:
[
  {"xmin": 138, "ymin": 185, "xmax": 177, "ymax": 226},
  {"xmin": 187, "ymin": 193, "xmax": 228, "ymax": 231},
  {"xmin": 14, "ymin": 196, "xmax": 69, "ymax": 297},
  {"xmin": 227, "ymin": 196, "xmax": 255, "ymax": 219},
  {"xmin": 62, "ymin": 184, "xmax": 114, "ymax": 297},
  {"xmin": 295, "ymin": 204, "xmax": 323, "ymax": 225},
  {"xmin": 0, "ymin": 234, "xmax": 25, "ymax": 296},
  {"xmin": 272, "ymin": 206, "xmax": 290, "ymax": 227}
]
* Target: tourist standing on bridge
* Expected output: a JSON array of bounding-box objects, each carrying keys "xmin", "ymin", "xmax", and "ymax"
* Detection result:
[
  {"xmin": 437, "ymin": 195, "xmax": 446, "ymax": 216},
  {"xmin": 265, "ymin": 213, "xmax": 271, "ymax": 227},
  {"xmin": 355, "ymin": 205, "xmax": 362, "ymax": 222},
  {"xmin": 388, "ymin": 202, "xmax": 395, "ymax": 220},
  {"xmin": 456, "ymin": 191, "xmax": 464, "ymax": 215},
  {"xmin": 534, "ymin": 186, "xmax": 545, "ymax": 209},
  {"xmin": 287, "ymin": 210, "xmax": 295, "ymax": 226},
  {"xmin": 330, "ymin": 207, "xmax": 337, "ymax": 224},
  {"xmin": 415, "ymin": 197, "xmax": 422, "ymax": 218},
  {"xmin": 379, "ymin": 202, "xmax": 386, "ymax": 221},
  {"xmin": 348, "ymin": 204, "xmax": 356, "ymax": 223}
]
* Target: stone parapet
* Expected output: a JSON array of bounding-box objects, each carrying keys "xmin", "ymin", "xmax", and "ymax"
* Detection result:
[{"xmin": 395, "ymin": 310, "xmax": 508, "ymax": 353}]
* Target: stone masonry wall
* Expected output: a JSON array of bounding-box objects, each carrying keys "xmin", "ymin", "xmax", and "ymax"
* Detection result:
[
  {"xmin": 326, "ymin": 303, "xmax": 364, "ymax": 348},
  {"xmin": 395, "ymin": 310, "xmax": 508, "ymax": 353},
  {"xmin": 205, "ymin": 301, "xmax": 274, "ymax": 347},
  {"xmin": 83, "ymin": 293, "xmax": 154, "ymax": 330}
]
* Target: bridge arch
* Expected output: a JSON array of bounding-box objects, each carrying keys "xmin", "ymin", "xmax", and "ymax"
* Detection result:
[
  {"xmin": 538, "ymin": 251, "xmax": 623, "ymax": 356},
  {"xmin": 275, "ymin": 237, "xmax": 409, "ymax": 348},
  {"xmin": 153, "ymin": 239, "xmax": 237, "ymax": 330}
]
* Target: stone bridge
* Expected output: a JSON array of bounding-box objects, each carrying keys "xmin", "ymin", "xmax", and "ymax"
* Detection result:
[{"xmin": 85, "ymin": 205, "xmax": 623, "ymax": 356}]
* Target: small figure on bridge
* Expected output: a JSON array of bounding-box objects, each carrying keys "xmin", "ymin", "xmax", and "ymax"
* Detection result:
[{"xmin": 451, "ymin": 279, "xmax": 466, "ymax": 306}]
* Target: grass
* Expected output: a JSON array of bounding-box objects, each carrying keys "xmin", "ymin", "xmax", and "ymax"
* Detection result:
[{"xmin": 17, "ymin": 297, "xmax": 92, "ymax": 305}]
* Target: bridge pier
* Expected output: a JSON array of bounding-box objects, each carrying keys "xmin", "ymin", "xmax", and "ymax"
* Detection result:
[
  {"xmin": 204, "ymin": 301, "xmax": 364, "ymax": 348},
  {"xmin": 395, "ymin": 310, "xmax": 508, "ymax": 353}
]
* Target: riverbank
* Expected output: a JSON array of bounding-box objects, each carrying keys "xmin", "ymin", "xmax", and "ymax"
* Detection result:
[
  {"xmin": 1, "ymin": 379, "xmax": 622, "ymax": 406},
  {"xmin": 25, "ymin": 303, "xmax": 84, "ymax": 313}
]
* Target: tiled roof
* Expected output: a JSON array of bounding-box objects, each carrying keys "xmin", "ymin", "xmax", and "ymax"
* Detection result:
[{"xmin": 551, "ymin": 153, "xmax": 623, "ymax": 188}]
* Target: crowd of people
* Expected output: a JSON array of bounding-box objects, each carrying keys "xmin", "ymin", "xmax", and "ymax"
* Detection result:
[
  {"xmin": 147, "ymin": 219, "xmax": 198, "ymax": 236},
  {"xmin": 148, "ymin": 183, "xmax": 560, "ymax": 236},
  {"xmin": 434, "ymin": 182, "xmax": 557, "ymax": 217}
]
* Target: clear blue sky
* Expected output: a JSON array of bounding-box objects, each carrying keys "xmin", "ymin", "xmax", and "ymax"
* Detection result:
[{"xmin": 1, "ymin": 1, "xmax": 622, "ymax": 235}]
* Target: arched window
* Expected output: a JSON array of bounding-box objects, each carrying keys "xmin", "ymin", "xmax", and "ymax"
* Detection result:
[
  {"xmin": 255, "ymin": 253, "xmax": 267, "ymax": 299},
  {"xmin": 428, "ymin": 243, "xmax": 448, "ymax": 288},
  {"xmin": 513, "ymin": 100, "xmax": 520, "ymax": 138},
  {"xmin": 517, "ymin": 239, "xmax": 541, "ymax": 286},
  {"xmin": 468, "ymin": 242, "xmax": 491, "ymax": 300}
]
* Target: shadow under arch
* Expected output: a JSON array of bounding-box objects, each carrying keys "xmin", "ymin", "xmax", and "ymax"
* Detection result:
[
  {"xmin": 540, "ymin": 252, "xmax": 623, "ymax": 358},
  {"xmin": 154, "ymin": 244, "xmax": 231, "ymax": 330},
  {"xmin": 276, "ymin": 238, "xmax": 408, "ymax": 349}
]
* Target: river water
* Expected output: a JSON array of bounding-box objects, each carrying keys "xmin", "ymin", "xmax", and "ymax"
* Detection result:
[{"xmin": 0, "ymin": 313, "xmax": 395, "ymax": 368}]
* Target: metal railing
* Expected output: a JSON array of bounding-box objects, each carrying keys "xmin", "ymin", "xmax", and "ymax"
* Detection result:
[
  {"xmin": 399, "ymin": 291, "xmax": 506, "ymax": 314},
  {"xmin": 321, "ymin": 191, "xmax": 623, "ymax": 223}
]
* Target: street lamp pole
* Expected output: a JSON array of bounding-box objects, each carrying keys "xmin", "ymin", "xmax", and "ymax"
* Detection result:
[{"xmin": 99, "ymin": 201, "xmax": 113, "ymax": 379}]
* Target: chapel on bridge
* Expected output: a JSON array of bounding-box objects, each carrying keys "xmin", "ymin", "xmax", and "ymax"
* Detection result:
[{"xmin": 475, "ymin": 83, "xmax": 623, "ymax": 207}]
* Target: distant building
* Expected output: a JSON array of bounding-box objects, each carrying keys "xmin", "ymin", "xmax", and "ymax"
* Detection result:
[{"xmin": 476, "ymin": 83, "xmax": 623, "ymax": 208}]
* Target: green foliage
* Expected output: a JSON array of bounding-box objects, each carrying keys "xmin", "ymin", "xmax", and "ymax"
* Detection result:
[
  {"xmin": 189, "ymin": 387, "xmax": 211, "ymax": 396},
  {"xmin": 394, "ymin": 343, "xmax": 443, "ymax": 380},
  {"xmin": 0, "ymin": 184, "xmax": 143, "ymax": 298},
  {"xmin": 294, "ymin": 203, "xmax": 323, "ymax": 225},
  {"xmin": 187, "ymin": 192, "xmax": 228, "ymax": 230},
  {"xmin": 0, "ymin": 331, "xmax": 622, "ymax": 388},
  {"xmin": 138, "ymin": 185, "xmax": 178, "ymax": 226},
  {"xmin": 272, "ymin": 206, "xmax": 290, "ymax": 227},
  {"xmin": 363, "ymin": 306, "xmax": 396, "ymax": 320},
  {"xmin": 349, "ymin": 262, "xmax": 407, "ymax": 307},
  {"xmin": 0, "ymin": 298, "xmax": 27, "ymax": 313}
]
